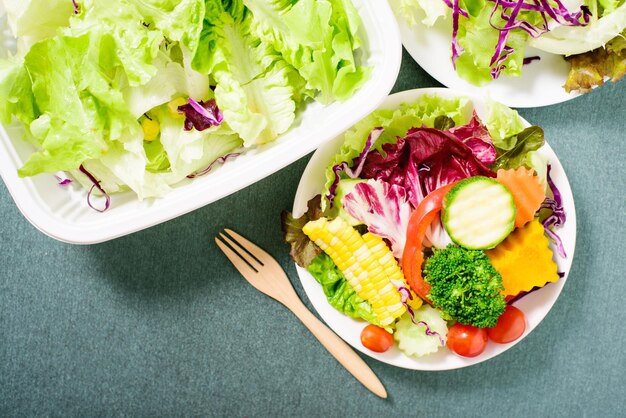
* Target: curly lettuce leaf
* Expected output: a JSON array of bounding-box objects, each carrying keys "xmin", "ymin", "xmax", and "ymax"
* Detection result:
[
  {"xmin": 194, "ymin": 9, "xmax": 300, "ymax": 146},
  {"xmin": 563, "ymin": 31, "xmax": 626, "ymax": 93},
  {"xmin": 244, "ymin": 0, "xmax": 370, "ymax": 103},
  {"xmin": 483, "ymin": 98, "xmax": 525, "ymax": 146},
  {"xmin": 2, "ymin": 0, "xmax": 75, "ymax": 53},
  {"xmin": 128, "ymin": 0, "xmax": 205, "ymax": 52},
  {"xmin": 281, "ymin": 195, "xmax": 326, "ymax": 268},
  {"xmin": 390, "ymin": 0, "xmax": 449, "ymax": 27},
  {"xmin": 307, "ymin": 253, "xmax": 379, "ymax": 325}
]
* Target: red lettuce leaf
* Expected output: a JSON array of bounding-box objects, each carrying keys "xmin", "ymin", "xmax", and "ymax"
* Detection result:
[{"xmin": 360, "ymin": 121, "xmax": 496, "ymax": 207}]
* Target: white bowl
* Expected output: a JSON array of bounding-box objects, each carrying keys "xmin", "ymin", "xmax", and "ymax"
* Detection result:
[
  {"xmin": 0, "ymin": 0, "xmax": 402, "ymax": 244},
  {"xmin": 292, "ymin": 88, "xmax": 577, "ymax": 370}
]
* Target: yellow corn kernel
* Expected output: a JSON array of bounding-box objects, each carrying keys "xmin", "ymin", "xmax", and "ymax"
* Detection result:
[
  {"xmin": 168, "ymin": 97, "xmax": 188, "ymax": 116},
  {"xmin": 141, "ymin": 118, "xmax": 160, "ymax": 142}
]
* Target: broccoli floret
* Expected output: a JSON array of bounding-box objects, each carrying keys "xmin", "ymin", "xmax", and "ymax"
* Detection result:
[{"xmin": 423, "ymin": 244, "xmax": 506, "ymax": 328}]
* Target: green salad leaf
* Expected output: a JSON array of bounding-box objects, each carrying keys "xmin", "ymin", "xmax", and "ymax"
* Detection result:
[
  {"xmin": 307, "ymin": 253, "xmax": 379, "ymax": 325},
  {"xmin": 492, "ymin": 126, "xmax": 545, "ymax": 171}
]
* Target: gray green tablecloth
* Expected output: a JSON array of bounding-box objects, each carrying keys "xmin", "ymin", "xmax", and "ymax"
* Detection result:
[{"xmin": 1, "ymin": 50, "xmax": 625, "ymax": 417}]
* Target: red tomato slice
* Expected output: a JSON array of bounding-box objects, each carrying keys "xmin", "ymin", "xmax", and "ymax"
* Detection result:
[
  {"xmin": 360, "ymin": 324, "xmax": 394, "ymax": 353},
  {"xmin": 487, "ymin": 305, "xmax": 526, "ymax": 344},
  {"xmin": 447, "ymin": 323, "xmax": 488, "ymax": 358},
  {"xmin": 402, "ymin": 182, "xmax": 457, "ymax": 302}
]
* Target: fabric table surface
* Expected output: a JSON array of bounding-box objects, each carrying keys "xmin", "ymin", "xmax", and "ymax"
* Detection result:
[{"xmin": 1, "ymin": 50, "xmax": 625, "ymax": 417}]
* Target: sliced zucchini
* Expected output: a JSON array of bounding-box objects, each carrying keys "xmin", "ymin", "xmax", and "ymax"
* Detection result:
[{"xmin": 442, "ymin": 176, "xmax": 516, "ymax": 250}]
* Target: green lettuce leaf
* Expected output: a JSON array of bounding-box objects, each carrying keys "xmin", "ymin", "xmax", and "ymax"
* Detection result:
[
  {"xmin": 194, "ymin": 9, "xmax": 300, "ymax": 146},
  {"xmin": 244, "ymin": 0, "xmax": 369, "ymax": 103},
  {"xmin": 491, "ymin": 126, "xmax": 545, "ymax": 171},
  {"xmin": 128, "ymin": 0, "xmax": 205, "ymax": 52},
  {"xmin": 2, "ymin": 0, "xmax": 74, "ymax": 53},
  {"xmin": 483, "ymin": 98, "xmax": 525, "ymax": 147},
  {"xmin": 455, "ymin": 5, "xmax": 529, "ymax": 85},
  {"xmin": 307, "ymin": 253, "xmax": 379, "ymax": 325},
  {"xmin": 389, "ymin": 0, "xmax": 449, "ymax": 26}
]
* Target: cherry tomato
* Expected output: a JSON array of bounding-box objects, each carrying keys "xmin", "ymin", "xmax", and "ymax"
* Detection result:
[
  {"xmin": 402, "ymin": 182, "xmax": 457, "ymax": 302},
  {"xmin": 487, "ymin": 305, "xmax": 526, "ymax": 344},
  {"xmin": 360, "ymin": 324, "xmax": 395, "ymax": 353},
  {"xmin": 447, "ymin": 323, "xmax": 488, "ymax": 357}
]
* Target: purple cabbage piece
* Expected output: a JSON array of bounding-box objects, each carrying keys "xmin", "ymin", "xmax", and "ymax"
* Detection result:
[
  {"xmin": 55, "ymin": 174, "xmax": 72, "ymax": 186},
  {"xmin": 445, "ymin": 0, "xmax": 590, "ymax": 79},
  {"xmin": 326, "ymin": 127, "xmax": 383, "ymax": 205},
  {"xmin": 79, "ymin": 165, "xmax": 110, "ymax": 213},
  {"xmin": 187, "ymin": 152, "xmax": 241, "ymax": 179},
  {"xmin": 523, "ymin": 56, "xmax": 541, "ymax": 65},
  {"xmin": 178, "ymin": 98, "xmax": 224, "ymax": 132},
  {"xmin": 72, "ymin": 0, "xmax": 79, "ymax": 14},
  {"xmin": 541, "ymin": 164, "xmax": 567, "ymax": 258}
]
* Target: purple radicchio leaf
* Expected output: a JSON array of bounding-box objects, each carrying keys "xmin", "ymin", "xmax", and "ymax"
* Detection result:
[
  {"xmin": 178, "ymin": 98, "xmax": 224, "ymax": 132},
  {"xmin": 326, "ymin": 127, "xmax": 383, "ymax": 206},
  {"xmin": 342, "ymin": 179, "xmax": 412, "ymax": 258},
  {"xmin": 361, "ymin": 125, "xmax": 495, "ymax": 208},
  {"xmin": 541, "ymin": 163, "xmax": 567, "ymax": 258},
  {"xmin": 446, "ymin": 112, "xmax": 497, "ymax": 165},
  {"xmin": 79, "ymin": 165, "xmax": 110, "ymax": 213}
]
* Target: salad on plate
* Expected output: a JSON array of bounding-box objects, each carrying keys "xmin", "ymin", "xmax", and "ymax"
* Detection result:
[
  {"xmin": 0, "ymin": 0, "xmax": 370, "ymax": 209},
  {"xmin": 393, "ymin": 0, "xmax": 626, "ymax": 94},
  {"xmin": 282, "ymin": 90, "xmax": 574, "ymax": 367}
]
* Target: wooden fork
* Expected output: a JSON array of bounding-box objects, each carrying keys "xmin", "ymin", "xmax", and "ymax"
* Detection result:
[{"xmin": 215, "ymin": 228, "xmax": 387, "ymax": 399}]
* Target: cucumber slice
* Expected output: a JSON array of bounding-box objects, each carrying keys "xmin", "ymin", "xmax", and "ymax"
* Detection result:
[{"xmin": 442, "ymin": 176, "xmax": 516, "ymax": 250}]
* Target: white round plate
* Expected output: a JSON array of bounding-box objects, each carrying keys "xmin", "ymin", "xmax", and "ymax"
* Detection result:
[
  {"xmin": 292, "ymin": 88, "xmax": 577, "ymax": 370},
  {"xmin": 395, "ymin": 11, "xmax": 580, "ymax": 108}
]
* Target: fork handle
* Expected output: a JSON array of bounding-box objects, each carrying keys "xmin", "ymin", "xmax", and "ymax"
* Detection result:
[{"xmin": 288, "ymin": 301, "xmax": 387, "ymax": 399}]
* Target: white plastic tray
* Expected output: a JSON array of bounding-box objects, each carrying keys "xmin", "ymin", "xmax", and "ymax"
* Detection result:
[{"xmin": 0, "ymin": 1, "xmax": 402, "ymax": 244}]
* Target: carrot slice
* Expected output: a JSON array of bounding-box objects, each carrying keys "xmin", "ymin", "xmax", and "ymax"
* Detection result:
[{"xmin": 496, "ymin": 167, "xmax": 546, "ymax": 228}]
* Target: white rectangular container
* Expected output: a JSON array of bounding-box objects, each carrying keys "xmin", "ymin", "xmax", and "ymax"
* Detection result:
[{"xmin": 0, "ymin": 1, "xmax": 402, "ymax": 244}]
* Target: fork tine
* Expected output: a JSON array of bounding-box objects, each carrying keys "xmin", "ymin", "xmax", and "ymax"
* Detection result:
[
  {"xmin": 218, "ymin": 232, "xmax": 263, "ymax": 271},
  {"xmin": 224, "ymin": 228, "xmax": 269, "ymax": 263},
  {"xmin": 214, "ymin": 236, "xmax": 258, "ymax": 277}
]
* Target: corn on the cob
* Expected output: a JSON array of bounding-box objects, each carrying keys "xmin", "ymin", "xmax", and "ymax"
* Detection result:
[
  {"xmin": 362, "ymin": 233, "xmax": 422, "ymax": 311},
  {"xmin": 303, "ymin": 217, "xmax": 407, "ymax": 326}
]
